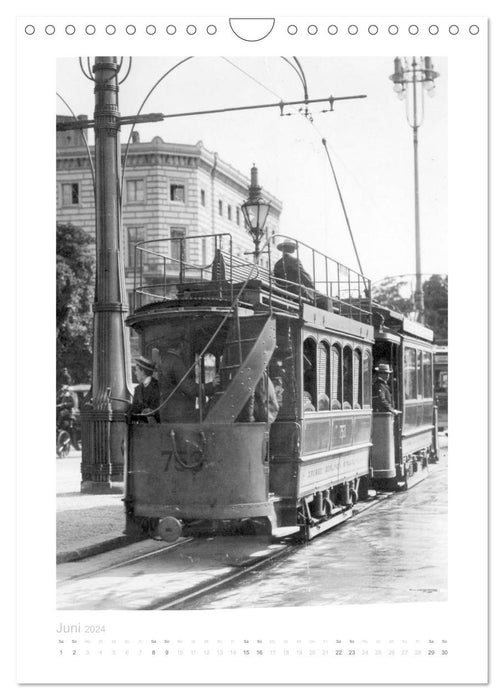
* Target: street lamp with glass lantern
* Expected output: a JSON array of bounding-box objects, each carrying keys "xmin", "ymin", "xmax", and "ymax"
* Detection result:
[
  {"xmin": 389, "ymin": 56, "xmax": 440, "ymax": 323},
  {"xmin": 241, "ymin": 165, "xmax": 271, "ymax": 263}
]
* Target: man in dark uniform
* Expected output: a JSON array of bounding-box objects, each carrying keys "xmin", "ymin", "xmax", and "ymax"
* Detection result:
[
  {"xmin": 130, "ymin": 356, "xmax": 161, "ymax": 423},
  {"xmin": 158, "ymin": 337, "xmax": 220, "ymax": 422},
  {"xmin": 273, "ymin": 238, "xmax": 314, "ymax": 297},
  {"xmin": 372, "ymin": 363, "xmax": 399, "ymax": 415}
]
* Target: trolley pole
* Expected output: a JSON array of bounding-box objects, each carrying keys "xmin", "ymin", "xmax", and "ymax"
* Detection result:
[{"xmin": 80, "ymin": 57, "xmax": 132, "ymax": 493}]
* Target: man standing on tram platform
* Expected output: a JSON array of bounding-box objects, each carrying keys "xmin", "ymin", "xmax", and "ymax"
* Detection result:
[
  {"xmin": 130, "ymin": 356, "xmax": 161, "ymax": 423},
  {"xmin": 372, "ymin": 363, "xmax": 399, "ymax": 415}
]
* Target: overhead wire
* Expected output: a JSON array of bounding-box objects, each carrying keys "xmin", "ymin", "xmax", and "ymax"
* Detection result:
[
  {"xmin": 216, "ymin": 56, "xmax": 367, "ymax": 278},
  {"xmin": 221, "ymin": 57, "xmax": 283, "ymax": 100},
  {"xmin": 56, "ymin": 91, "xmax": 96, "ymax": 191},
  {"xmin": 120, "ymin": 56, "xmax": 194, "ymax": 202}
]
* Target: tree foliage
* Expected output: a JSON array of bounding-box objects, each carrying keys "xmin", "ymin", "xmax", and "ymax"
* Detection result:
[
  {"xmin": 423, "ymin": 274, "xmax": 448, "ymax": 344},
  {"xmin": 372, "ymin": 278, "xmax": 415, "ymax": 317},
  {"xmin": 56, "ymin": 223, "xmax": 95, "ymax": 386},
  {"xmin": 372, "ymin": 274, "xmax": 448, "ymax": 344}
]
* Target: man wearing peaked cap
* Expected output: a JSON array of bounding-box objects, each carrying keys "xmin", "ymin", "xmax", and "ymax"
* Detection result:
[
  {"xmin": 372, "ymin": 362, "xmax": 398, "ymax": 415},
  {"xmin": 129, "ymin": 355, "xmax": 161, "ymax": 423}
]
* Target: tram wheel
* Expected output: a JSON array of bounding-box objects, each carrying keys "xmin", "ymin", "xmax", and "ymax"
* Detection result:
[
  {"xmin": 240, "ymin": 517, "xmax": 272, "ymax": 537},
  {"xmin": 157, "ymin": 516, "xmax": 183, "ymax": 543},
  {"xmin": 57, "ymin": 430, "xmax": 71, "ymax": 458}
]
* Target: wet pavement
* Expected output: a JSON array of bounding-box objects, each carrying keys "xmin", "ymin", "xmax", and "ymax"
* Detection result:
[
  {"xmin": 184, "ymin": 441, "xmax": 448, "ymax": 609},
  {"xmin": 57, "ymin": 537, "xmax": 289, "ymax": 610},
  {"xmin": 57, "ymin": 439, "xmax": 447, "ymax": 610}
]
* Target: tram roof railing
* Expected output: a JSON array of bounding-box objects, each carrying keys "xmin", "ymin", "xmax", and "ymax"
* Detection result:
[{"xmin": 130, "ymin": 232, "xmax": 372, "ymax": 323}]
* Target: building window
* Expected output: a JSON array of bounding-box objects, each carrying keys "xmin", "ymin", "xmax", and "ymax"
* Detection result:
[
  {"xmin": 201, "ymin": 237, "xmax": 208, "ymax": 265},
  {"xmin": 61, "ymin": 182, "xmax": 80, "ymax": 206},
  {"xmin": 227, "ymin": 204, "xmax": 232, "ymax": 220},
  {"xmin": 218, "ymin": 200, "xmax": 223, "ymax": 216},
  {"xmin": 126, "ymin": 179, "xmax": 145, "ymax": 203},
  {"xmin": 126, "ymin": 226, "xmax": 145, "ymax": 268},
  {"xmin": 170, "ymin": 183, "xmax": 185, "ymax": 203},
  {"xmin": 200, "ymin": 189, "xmax": 206, "ymax": 207},
  {"xmin": 170, "ymin": 226, "xmax": 186, "ymax": 262},
  {"xmin": 236, "ymin": 207, "xmax": 240, "ymax": 225}
]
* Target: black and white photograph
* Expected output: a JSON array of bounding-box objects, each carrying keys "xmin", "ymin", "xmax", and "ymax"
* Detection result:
[
  {"xmin": 14, "ymin": 8, "xmax": 489, "ymax": 686},
  {"xmin": 54, "ymin": 54, "xmax": 448, "ymax": 612}
]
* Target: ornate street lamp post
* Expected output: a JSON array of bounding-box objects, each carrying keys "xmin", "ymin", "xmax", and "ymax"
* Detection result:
[
  {"xmin": 241, "ymin": 165, "xmax": 271, "ymax": 263},
  {"xmin": 390, "ymin": 56, "xmax": 440, "ymax": 323}
]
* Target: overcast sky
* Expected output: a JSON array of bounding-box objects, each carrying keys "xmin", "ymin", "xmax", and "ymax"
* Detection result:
[{"xmin": 57, "ymin": 55, "xmax": 447, "ymax": 287}]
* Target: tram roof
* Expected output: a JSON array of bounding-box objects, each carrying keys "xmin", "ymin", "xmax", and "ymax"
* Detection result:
[{"xmin": 372, "ymin": 303, "xmax": 434, "ymax": 343}]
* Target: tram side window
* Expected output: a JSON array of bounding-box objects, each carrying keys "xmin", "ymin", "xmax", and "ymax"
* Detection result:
[
  {"xmin": 203, "ymin": 353, "xmax": 217, "ymax": 383},
  {"xmin": 303, "ymin": 338, "xmax": 317, "ymax": 412},
  {"xmin": 423, "ymin": 352, "xmax": 433, "ymax": 398},
  {"xmin": 331, "ymin": 344, "xmax": 342, "ymax": 409},
  {"xmin": 417, "ymin": 350, "xmax": 423, "ymax": 399},
  {"xmin": 353, "ymin": 349, "xmax": 362, "ymax": 409},
  {"xmin": 343, "ymin": 346, "xmax": 353, "ymax": 409},
  {"xmin": 404, "ymin": 348, "xmax": 417, "ymax": 400},
  {"xmin": 317, "ymin": 341, "xmax": 330, "ymax": 410},
  {"xmin": 194, "ymin": 352, "xmax": 217, "ymax": 409},
  {"xmin": 363, "ymin": 350, "xmax": 371, "ymax": 408}
]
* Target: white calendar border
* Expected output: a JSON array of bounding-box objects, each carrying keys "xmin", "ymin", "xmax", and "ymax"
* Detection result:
[{"xmin": 10, "ymin": 0, "xmax": 494, "ymax": 688}]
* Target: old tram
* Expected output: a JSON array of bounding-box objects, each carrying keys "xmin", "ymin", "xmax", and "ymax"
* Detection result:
[
  {"xmin": 433, "ymin": 346, "xmax": 448, "ymax": 433},
  {"xmin": 124, "ymin": 233, "xmax": 374, "ymax": 541},
  {"xmin": 370, "ymin": 304, "xmax": 438, "ymax": 490}
]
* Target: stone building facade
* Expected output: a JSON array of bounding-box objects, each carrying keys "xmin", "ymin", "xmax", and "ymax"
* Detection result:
[{"xmin": 56, "ymin": 129, "xmax": 283, "ymax": 312}]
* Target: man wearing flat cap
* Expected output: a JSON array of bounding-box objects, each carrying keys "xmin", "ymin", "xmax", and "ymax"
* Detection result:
[
  {"xmin": 273, "ymin": 238, "xmax": 314, "ymax": 298},
  {"xmin": 372, "ymin": 363, "xmax": 399, "ymax": 415},
  {"xmin": 130, "ymin": 356, "xmax": 161, "ymax": 423}
]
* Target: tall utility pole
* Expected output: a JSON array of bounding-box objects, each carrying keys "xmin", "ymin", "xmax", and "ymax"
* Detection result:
[
  {"xmin": 80, "ymin": 57, "xmax": 132, "ymax": 493},
  {"xmin": 390, "ymin": 56, "xmax": 440, "ymax": 324}
]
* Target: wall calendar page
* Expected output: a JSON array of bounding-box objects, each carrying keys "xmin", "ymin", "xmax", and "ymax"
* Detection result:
[{"xmin": 10, "ymin": 0, "xmax": 495, "ymax": 693}]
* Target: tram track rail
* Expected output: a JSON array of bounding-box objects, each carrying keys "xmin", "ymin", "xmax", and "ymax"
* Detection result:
[
  {"xmin": 147, "ymin": 493, "xmax": 394, "ymax": 610},
  {"xmin": 57, "ymin": 491, "xmax": 395, "ymax": 610},
  {"xmin": 57, "ymin": 537, "xmax": 193, "ymax": 585},
  {"xmin": 147, "ymin": 541, "xmax": 296, "ymax": 610}
]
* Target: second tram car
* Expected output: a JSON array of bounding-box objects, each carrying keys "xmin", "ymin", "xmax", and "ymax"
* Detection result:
[
  {"xmin": 124, "ymin": 233, "xmax": 437, "ymax": 542},
  {"xmin": 371, "ymin": 305, "xmax": 438, "ymax": 490},
  {"xmin": 434, "ymin": 346, "xmax": 448, "ymax": 433}
]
